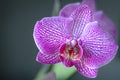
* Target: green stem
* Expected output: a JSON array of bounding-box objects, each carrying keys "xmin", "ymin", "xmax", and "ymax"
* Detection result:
[
  {"xmin": 52, "ymin": 0, "xmax": 61, "ymax": 16},
  {"xmin": 66, "ymin": 71, "xmax": 77, "ymax": 80},
  {"xmin": 51, "ymin": 63, "xmax": 77, "ymax": 80},
  {"xmin": 47, "ymin": 65, "xmax": 53, "ymax": 72},
  {"xmin": 34, "ymin": 65, "xmax": 51, "ymax": 80}
]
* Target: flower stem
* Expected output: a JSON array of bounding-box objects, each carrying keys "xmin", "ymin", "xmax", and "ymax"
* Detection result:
[
  {"xmin": 34, "ymin": 65, "xmax": 51, "ymax": 80},
  {"xmin": 51, "ymin": 63, "xmax": 77, "ymax": 80},
  {"xmin": 66, "ymin": 70, "xmax": 77, "ymax": 80},
  {"xmin": 52, "ymin": 0, "xmax": 61, "ymax": 16}
]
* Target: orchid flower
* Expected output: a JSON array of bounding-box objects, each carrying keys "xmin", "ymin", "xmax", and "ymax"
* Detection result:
[{"xmin": 33, "ymin": 0, "xmax": 118, "ymax": 78}]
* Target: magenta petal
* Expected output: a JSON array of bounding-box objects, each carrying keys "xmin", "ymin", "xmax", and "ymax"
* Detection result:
[
  {"xmin": 82, "ymin": 0, "xmax": 96, "ymax": 12},
  {"xmin": 36, "ymin": 51, "xmax": 61, "ymax": 64},
  {"xmin": 33, "ymin": 17, "xmax": 72, "ymax": 54},
  {"xmin": 60, "ymin": 56, "xmax": 73, "ymax": 67},
  {"xmin": 94, "ymin": 11, "xmax": 118, "ymax": 39},
  {"xmin": 74, "ymin": 60, "xmax": 98, "ymax": 78},
  {"xmin": 70, "ymin": 5, "xmax": 92, "ymax": 38},
  {"xmin": 59, "ymin": 2, "xmax": 80, "ymax": 17},
  {"xmin": 80, "ymin": 21, "xmax": 118, "ymax": 68}
]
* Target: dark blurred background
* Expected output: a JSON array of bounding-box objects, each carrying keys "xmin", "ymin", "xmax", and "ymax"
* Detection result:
[{"xmin": 0, "ymin": 0, "xmax": 120, "ymax": 80}]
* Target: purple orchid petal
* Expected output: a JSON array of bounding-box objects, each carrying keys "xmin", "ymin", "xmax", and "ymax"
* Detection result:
[
  {"xmin": 74, "ymin": 60, "xmax": 98, "ymax": 78},
  {"xmin": 80, "ymin": 21, "xmax": 118, "ymax": 68},
  {"xmin": 36, "ymin": 51, "xmax": 61, "ymax": 64},
  {"xmin": 82, "ymin": 0, "xmax": 96, "ymax": 12},
  {"xmin": 59, "ymin": 2, "xmax": 80, "ymax": 17},
  {"xmin": 33, "ymin": 17, "xmax": 73, "ymax": 54},
  {"xmin": 70, "ymin": 5, "xmax": 92, "ymax": 38},
  {"xmin": 94, "ymin": 11, "xmax": 118, "ymax": 39},
  {"xmin": 60, "ymin": 55, "xmax": 73, "ymax": 67}
]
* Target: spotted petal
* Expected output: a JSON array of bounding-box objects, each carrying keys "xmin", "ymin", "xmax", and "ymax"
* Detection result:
[
  {"xmin": 59, "ymin": 2, "xmax": 80, "ymax": 17},
  {"xmin": 94, "ymin": 11, "xmax": 118, "ymax": 39},
  {"xmin": 80, "ymin": 21, "xmax": 118, "ymax": 68},
  {"xmin": 36, "ymin": 52, "xmax": 61, "ymax": 64},
  {"xmin": 60, "ymin": 56, "xmax": 73, "ymax": 67},
  {"xmin": 33, "ymin": 17, "xmax": 72, "ymax": 54},
  {"xmin": 74, "ymin": 60, "xmax": 98, "ymax": 78},
  {"xmin": 70, "ymin": 5, "xmax": 92, "ymax": 38},
  {"xmin": 82, "ymin": 0, "xmax": 96, "ymax": 12}
]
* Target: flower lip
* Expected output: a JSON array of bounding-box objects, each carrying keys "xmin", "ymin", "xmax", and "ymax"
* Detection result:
[{"xmin": 60, "ymin": 39, "xmax": 83, "ymax": 67}]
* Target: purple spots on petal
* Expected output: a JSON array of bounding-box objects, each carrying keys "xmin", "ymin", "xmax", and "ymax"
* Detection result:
[
  {"xmin": 36, "ymin": 52, "xmax": 61, "ymax": 64},
  {"xmin": 74, "ymin": 60, "xmax": 98, "ymax": 78}
]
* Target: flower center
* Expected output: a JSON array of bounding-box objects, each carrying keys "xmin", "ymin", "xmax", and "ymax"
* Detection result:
[{"xmin": 60, "ymin": 40, "xmax": 83, "ymax": 67}]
